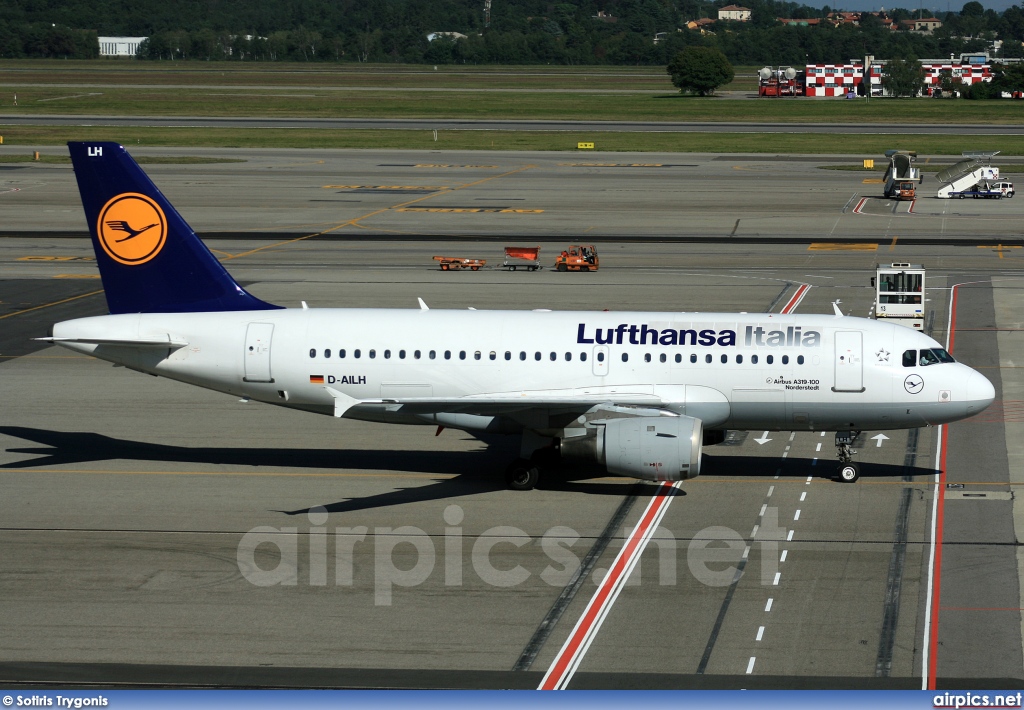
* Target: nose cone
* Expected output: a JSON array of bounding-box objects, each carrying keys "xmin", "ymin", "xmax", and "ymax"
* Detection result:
[{"xmin": 966, "ymin": 370, "xmax": 995, "ymax": 414}]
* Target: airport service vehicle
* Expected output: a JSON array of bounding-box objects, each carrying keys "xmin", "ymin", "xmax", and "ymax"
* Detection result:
[
  {"xmin": 555, "ymin": 245, "xmax": 599, "ymax": 272},
  {"xmin": 992, "ymin": 181, "xmax": 1015, "ymax": 197},
  {"xmin": 45, "ymin": 143, "xmax": 995, "ymax": 490},
  {"xmin": 872, "ymin": 263, "xmax": 925, "ymax": 330},
  {"xmin": 883, "ymin": 150, "xmax": 921, "ymax": 200},
  {"xmin": 433, "ymin": 256, "xmax": 485, "ymax": 271},
  {"xmin": 502, "ymin": 246, "xmax": 542, "ymax": 271},
  {"xmin": 937, "ymin": 152, "xmax": 1001, "ymax": 199},
  {"xmin": 949, "ymin": 184, "xmax": 1005, "ymax": 199}
]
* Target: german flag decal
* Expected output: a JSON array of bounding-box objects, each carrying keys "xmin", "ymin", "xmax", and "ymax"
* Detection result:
[{"xmin": 309, "ymin": 375, "xmax": 325, "ymax": 384}]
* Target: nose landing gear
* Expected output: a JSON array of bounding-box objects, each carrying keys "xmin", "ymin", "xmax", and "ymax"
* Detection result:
[{"xmin": 835, "ymin": 431, "xmax": 861, "ymax": 483}]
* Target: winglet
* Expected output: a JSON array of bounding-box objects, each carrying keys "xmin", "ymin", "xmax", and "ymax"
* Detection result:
[
  {"xmin": 418, "ymin": 298, "xmax": 429, "ymax": 310},
  {"xmin": 832, "ymin": 301, "xmax": 844, "ymax": 317},
  {"xmin": 325, "ymin": 387, "xmax": 362, "ymax": 418}
]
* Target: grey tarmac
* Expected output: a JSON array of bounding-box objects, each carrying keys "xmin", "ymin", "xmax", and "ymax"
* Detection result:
[{"xmin": 0, "ymin": 148, "xmax": 1022, "ymax": 689}]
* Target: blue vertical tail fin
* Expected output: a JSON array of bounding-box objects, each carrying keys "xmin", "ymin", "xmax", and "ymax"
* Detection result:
[{"xmin": 68, "ymin": 142, "xmax": 280, "ymax": 314}]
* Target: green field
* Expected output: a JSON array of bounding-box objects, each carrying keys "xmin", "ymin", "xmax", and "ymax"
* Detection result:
[
  {"xmin": 1, "ymin": 60, "xmax": 1022, "ymax": 153},
  {"xmin": 4, "ymin": 126, "xmax": 1024, "ymax": 156}
]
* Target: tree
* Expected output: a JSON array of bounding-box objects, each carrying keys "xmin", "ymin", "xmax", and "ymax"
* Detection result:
[
  {"xmin": 667, "ymin": 46, "xmax": 735, "ymax": 95},
  {"xmin": 882, "ymin": 56, "xmax": 924, "ymax": 97}
]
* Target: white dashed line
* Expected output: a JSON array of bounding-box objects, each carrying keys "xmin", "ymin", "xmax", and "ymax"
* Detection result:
[
  {"xmin": 787, "ymin": 530, "xmax": 794, "ymax": 541},
  {"xmin": 788, "ymin": 432, "xmax": 796, "ymax": 442},
  {"xmin": 773, "ymin": 572, "xmax": 781, "ymax": 585},
  {"xmin": 815, "ymin": 443, "xmax": 822, "ymax": 452},
  {"xmin": 750, "ymin": 524, "xmax": 759, "ymax": 538},
  {"xmin": 742, "ymin": 545, "xmax": 750, "ymax": 560},
  {"xmin": 767, "ymin": 486, "xmax": 775, "ymax": 497},
  {"xmin": 800, "ymin": 492, "xmax": 807, "ymax": 502},
  {"xmin": 794, "ymin": 510, "xmax": 801, "ymax": 521},
  {"xmin": 806, "ymin": 476, "xmax": 812, "ymax": 484},
  {"xmin": 780, "ymin": 550, "xmax": 788, "ymax": 563},
  {"xmin": 746, "ymin": 657, "xmax": 756, "ymax": 674},
  {"xmin": 765, "ymin": 598, "xmax": 774, "ymax": 612},
  {"xmin": 756, "ymin": 626, "xmax": 765, "ymax": 641},
  {"xmin": 759, "ymin": 504, "xmax": 767, "ymax": 517}
]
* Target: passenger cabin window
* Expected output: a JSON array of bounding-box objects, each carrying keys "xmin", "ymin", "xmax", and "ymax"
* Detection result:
[
  {"xmin": 782, "ymin": 355, "xmax": 789, "ymax": 365},
  {"xmin": 622, "ymin": 353, "xmax": 629, "ymax": 362},
  {"xmin": 354, "ymin": 349, "xmax": 361, "ymax": 359},
  {"xmin": 535, "ymin": 352, "xmax": 541, "ymax": 361},
  {"xmin": 309, "ymin": 349, "xmax": 316, "ymax": 358},
  {"xmin": 597, "ymin": 352, "xmax": 605, "ymax": 362},
  {"xmin": 505, "ymin": 351, "xmax": 511, "ymax": 360},
  {"xmin": 580, "ymin": 352, "xmax": 587, "ymax": 361},
  {"xmin": 644, "ymin": 353, "xmax": 652, "ymax": 363},
  {"xmin": 444, "ymin": 351, "xmax": 451, "ymax": 360},
  {"xmin": 489, "ymin": 351, "xmax": 496, "ymax": 360},
  {"xmin": 459, "ymin": 351, "xmax": 466, "ymax": 360},
  {"xmin": 797, "ymin": 355, "xmax": 804, "ymax": 365},
  {"xmin": 340, "ymin": 349, "xmax": 346, "ymax": 359},
  {"xmin": 766, "ymin": 355, "xmax": 773, "ymax": 365},
  {"xmin": 660, "ymin": 354, "xmax": 667, "ymax": 363},
  {"xmin": 690, "ymin": 354, "xmax": 697, "ymax": 363},
  {"xmin": 675, "ymin": 354, "xmax": 682, "ymax": 363},
  {"xmin": 520, "ymin": 352, "xmax": 526, "ymax": 361},
  {"xmin": 550, "ymin": 352, "xmax": 556, "ymax": 361},
  {"xmin": 413, "ymin": 350, "xmax": 419, "ymax": 359},
  {"xmin": 721, "ymin": 354, "xmax": 728, "ymax": 364},
  {"xmin": 399, "ymin": 350, "xmax": 406, "ymax": 359},
  {"xmin": 474, "ymin": 351, "xmax": 481, "ymax": 360},
  {"xmin": 705, "ymin": 354, "xmax": 712, "ymax": 364},
  {"xmin": 736, "ymin": 354, "xmax": 743, "ymax": 364},
  {"xmin": 565, "ymin": 352, "xmax": 572, "ymax": 361},
  {"xmin": 369, "ymin": 349, "xmax": 376, "ymax": 359},
  {"xmin": 429, "ymin": 350, "xmax": 436, "ymax": 360},
  {"xmin": 324, "ymin": 349, "xmax": 331, "ymax": 358},
  {"xmin": 384, "ymin": 349, "xmax": 391, "ymax": 359},
  {"xmin": 903, "ymin": 350, "xmax": 916, "ymax": 367},
  {"xmin": 751, "ymin": 354, "xmax": 758, "ymax": 364}
]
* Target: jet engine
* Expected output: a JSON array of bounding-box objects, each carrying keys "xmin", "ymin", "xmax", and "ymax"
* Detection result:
[{"xmin": 559, "ymin": 415, "xmax": 703, "ymax": 482}]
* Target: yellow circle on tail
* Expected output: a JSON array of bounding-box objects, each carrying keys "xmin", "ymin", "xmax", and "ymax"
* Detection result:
[{"xmin": 96, "ymin": 193, "xmax": 167, "ymax": 266}]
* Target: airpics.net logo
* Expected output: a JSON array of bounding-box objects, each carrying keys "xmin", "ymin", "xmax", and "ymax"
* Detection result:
[
  {"xmin": 96, "ymin": 192, "xmax": 167, "ymax": 266},
  {"xmin": 236, "ymin": 504, "xmax": 787, "ymax": 606}
]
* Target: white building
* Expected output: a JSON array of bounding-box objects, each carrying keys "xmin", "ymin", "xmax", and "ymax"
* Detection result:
[
  {"xmin": 98, "ymin": 36, "xmax": 147, "ymax": 57},
  {"xmin": 717, "ymin": 5, "xmax": 751, "ymax": 21}
]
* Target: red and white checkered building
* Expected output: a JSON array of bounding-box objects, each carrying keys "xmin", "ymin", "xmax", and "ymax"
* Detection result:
[
  {"xmin": 921, "ymin": 63, "xmax": 993, "ymax": 89},
  {"xmin": 805, "ymin": 60, "xmax": 995, "ymax": 97},
  {"xmin": 804, "ymin": 64, "xmax": 883, "ymax": 96}
]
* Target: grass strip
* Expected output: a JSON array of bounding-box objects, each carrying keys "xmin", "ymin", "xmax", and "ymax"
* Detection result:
[{"xmin": 3, "ymin": 126, "xmax": 1024, "ymax": 155}]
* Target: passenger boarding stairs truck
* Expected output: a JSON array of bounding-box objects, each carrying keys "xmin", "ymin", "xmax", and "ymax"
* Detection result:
[
  {"xmin": 937, "ymin": 151, "xmax": 1001, "ymax": 199},
  {"xmin": 883, "ymin": 150, "xmax": 922, "ymax": 200}
]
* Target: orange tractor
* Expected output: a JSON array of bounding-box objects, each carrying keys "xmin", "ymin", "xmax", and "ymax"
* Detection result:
[{"xmin": 555, "ymin": 244, "xmax": 599, "ymax": 272}]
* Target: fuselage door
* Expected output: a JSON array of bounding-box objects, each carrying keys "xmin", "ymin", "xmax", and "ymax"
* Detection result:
[
  {"xmin": 244, "ymin": 322, "xmax": 275, "ymax": 383},
  {"xmin": 833, "ymin": 330, "xmax": 864, "ymax": 392},
  {"xmin": 593, "ymin": 345, "xmax": 609, "ymax": 376}
]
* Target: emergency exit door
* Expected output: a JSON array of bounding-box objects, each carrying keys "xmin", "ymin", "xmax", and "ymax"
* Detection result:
[
  {"xmin": 244, "ymin": 323, "xmax": 275, "ymax": 383},
  {"xmin": 833, "ymin": 331, "xmax": 864, "ymax": 392}
]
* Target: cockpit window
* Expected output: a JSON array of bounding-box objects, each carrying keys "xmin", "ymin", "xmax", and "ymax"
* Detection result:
[
  {"xmin": 932, "ymin": 348, "xmax": 955, "ymax": 363},
  {"xmin": 919, "ymin": 349, "xmax": 940, "ymax": 366},
  {"xmin": 913, "ymin": 348, "xmax": 955, "ymax": 366},
  {"xmin": 902, "ymin": 350, "xmax": 916, "ymax": 367}
]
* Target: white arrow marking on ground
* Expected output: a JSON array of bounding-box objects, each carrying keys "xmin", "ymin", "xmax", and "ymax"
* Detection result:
[
  {"xmin": 872, "ymin": 433, "xmax": 890, "ymax": 448},
  {"xmin": 754, "ymin": 431, "xmax": 773, "ymax": 445}
]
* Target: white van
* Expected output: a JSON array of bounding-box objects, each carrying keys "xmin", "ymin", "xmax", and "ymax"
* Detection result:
[{"xmin": 992, "ymin": 181, "xmax": 1015, "ymax": 198}]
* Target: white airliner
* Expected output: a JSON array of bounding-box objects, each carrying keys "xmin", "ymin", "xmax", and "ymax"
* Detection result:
[{"xmin": 44, "ymin": 143, "xmax": 995, "ymax": 489}]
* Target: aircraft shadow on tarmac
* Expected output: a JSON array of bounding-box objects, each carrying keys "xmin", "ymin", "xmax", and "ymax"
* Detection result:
[{"xmin": 0, "ymin": 427, "xmax": 932, "ymax": 515}]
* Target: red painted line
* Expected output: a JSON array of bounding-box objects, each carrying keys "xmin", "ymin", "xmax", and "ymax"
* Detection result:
[
  {"xmin": 853, "ymin": 197, "xmax": 867, "ymax": 214},
  {"xmin": 539, "ymin": 482, "xmax": 677, "ymax": 690},
  {"xmin": 927, "ymin": 284, "xmax": 958, "ymax": 690},
  {"xmin": 780, "ymin": 284, "xmax": 810, "ymax": 314},
  {"xmin": 908, "ymin": 199, "xmax": 917, "ymax": 213}
]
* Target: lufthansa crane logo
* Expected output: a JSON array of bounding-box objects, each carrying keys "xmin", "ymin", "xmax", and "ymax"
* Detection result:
[{"xmin": 96, "ymin": 193, "xmax": 167, "ymax": 266}]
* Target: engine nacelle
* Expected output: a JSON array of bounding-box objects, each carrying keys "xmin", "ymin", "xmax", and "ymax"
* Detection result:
[{"xmin": 560, "ymin": 415, "xmax": 703, "ymax": 482}]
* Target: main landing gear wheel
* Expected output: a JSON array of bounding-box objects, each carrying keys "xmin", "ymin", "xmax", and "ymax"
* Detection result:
[
  {"xmin": 837, "ymin": 463, "xmax": 860, "ymax": 483},
  {"xmin": 505, "ymin": 459, "xmax": 540, "ymax": 491}
]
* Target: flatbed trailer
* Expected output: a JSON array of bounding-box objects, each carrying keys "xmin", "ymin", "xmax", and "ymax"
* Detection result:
[
  {"xmin": 950, "ymin": 189, "xmax": 1003, "ymax": 199},
  {"xmin": 433, "ymin": 256, "xmax": 486, "ymax": 271}
]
